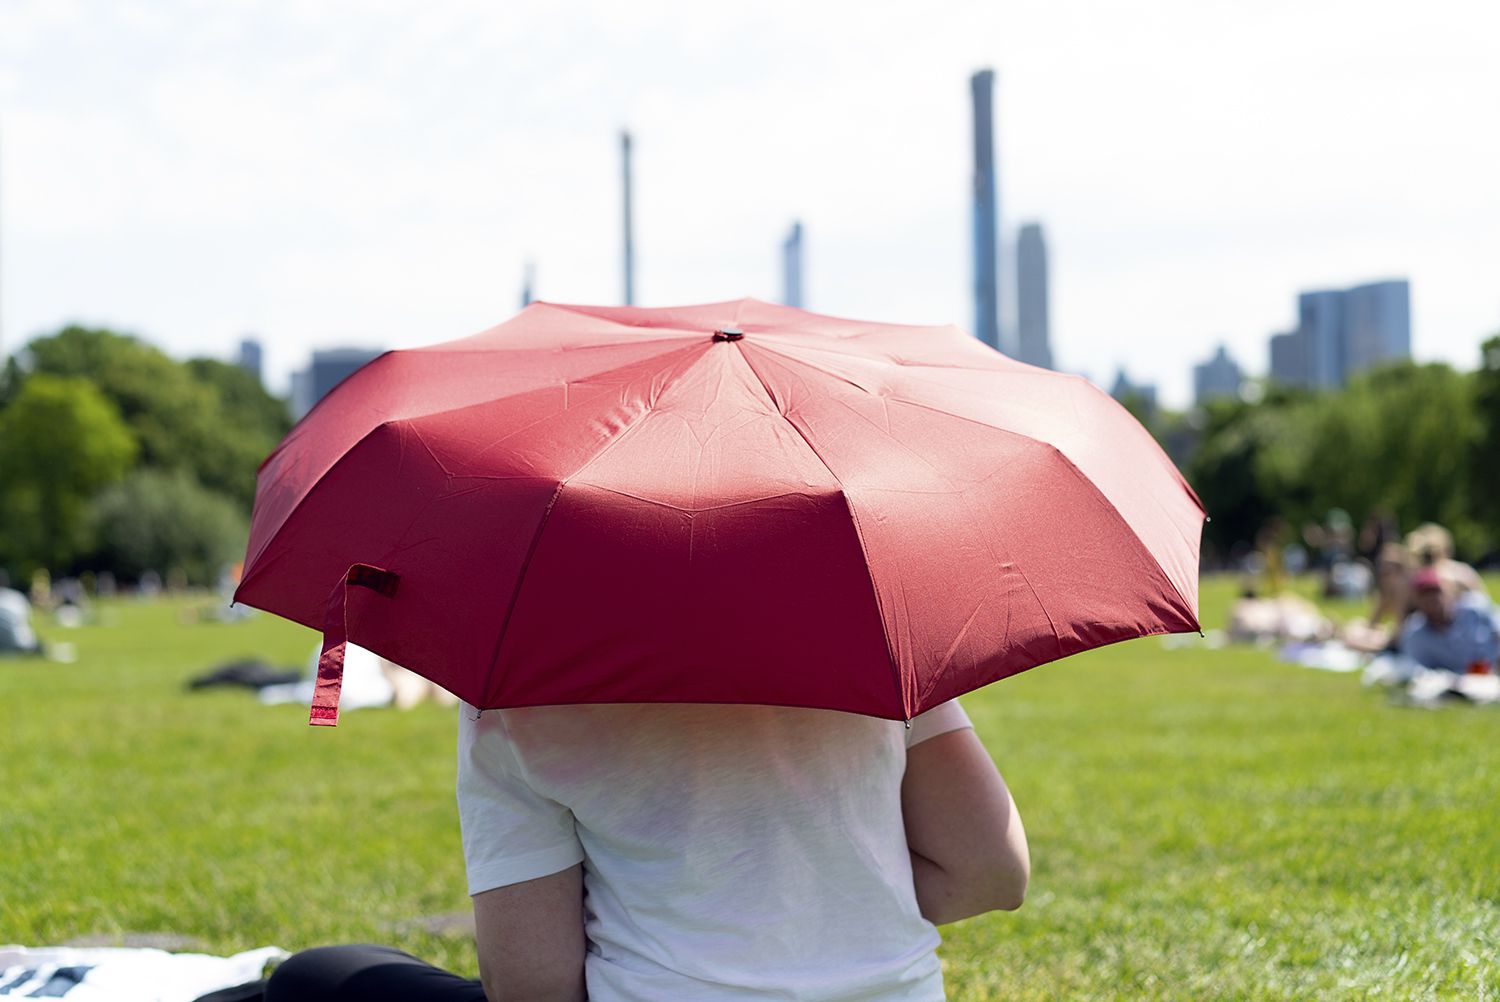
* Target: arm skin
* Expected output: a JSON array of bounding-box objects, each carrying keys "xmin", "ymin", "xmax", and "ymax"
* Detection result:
[
  {"xmin": 901, "ymin": 727, "xmax": 1030, "ymax": 925},
  {"xmin": 472, "ymin": 864, "xmax": 587, "ymax": 1002}
]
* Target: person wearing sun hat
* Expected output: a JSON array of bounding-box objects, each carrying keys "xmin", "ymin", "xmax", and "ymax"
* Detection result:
[{"xmin": 1398, "ymin": 566, "xmax": 1499, "ymax": 674}]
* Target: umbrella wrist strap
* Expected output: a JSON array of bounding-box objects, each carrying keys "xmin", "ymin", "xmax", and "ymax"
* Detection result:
[{"xmin": 311, "ymin": 563, "xmax": 399, "ymax": 727}]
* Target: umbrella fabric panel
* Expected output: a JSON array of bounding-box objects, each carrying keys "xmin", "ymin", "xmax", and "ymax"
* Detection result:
[
  {"xmin": 745, "ymin": 331, "xmax": 1202, "ymax": 617},
  {"xmin": 486, "ymin": 341, "xmax": 899, "ymax": 716},
  {"xmin": 235, "ymin": 421, "xmax": 562, "ymax": 704},
  {"xmin": 489, "ymin": 481, "xmax": 899, "ymax": 717},
  {"xmin": 245, "ymin": 333, "xmax": 705, "ymax": 570},
  {"xmin": 738, "ymin": 342, "xmax": 1197, "ymax": 718},
  {"xmin": 237, "ymin": 343, "xmax": 715, "ymax": 701}
]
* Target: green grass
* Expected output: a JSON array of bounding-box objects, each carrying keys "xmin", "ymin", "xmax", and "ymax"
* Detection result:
[{"xmin": 2, "ymin": 580, "xmax": 1497, "ymax": 999}]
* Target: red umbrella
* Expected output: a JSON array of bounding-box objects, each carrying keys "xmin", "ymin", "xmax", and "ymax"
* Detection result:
[{"xmin": 235, "ymin": 300, "xmax": 1202, "ymax": 726}]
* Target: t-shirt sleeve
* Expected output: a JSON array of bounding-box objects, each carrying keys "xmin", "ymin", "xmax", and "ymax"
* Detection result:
[
  {"xmin": 904, "ymin": 699, "xmax": 973, "ymax": 749},
  {"xmin": 456, "ymin": 705, "xmax": 585, "ymax": 896}
]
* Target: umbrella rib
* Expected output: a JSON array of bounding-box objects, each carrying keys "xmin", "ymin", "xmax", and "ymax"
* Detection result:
[{"xmin": 734, "ymin": 343, "xmax": 911, "ymax": 720}]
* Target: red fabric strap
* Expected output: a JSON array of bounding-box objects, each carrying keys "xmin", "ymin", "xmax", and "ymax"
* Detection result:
[{"xmin": 309, "ymin": 563, "xmax": 399, "ymax": 727}]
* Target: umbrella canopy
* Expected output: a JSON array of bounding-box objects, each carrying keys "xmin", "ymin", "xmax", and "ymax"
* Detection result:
[{"xmin": 235, "ymin": 299, "xmax": 1203, "ymax": 725}]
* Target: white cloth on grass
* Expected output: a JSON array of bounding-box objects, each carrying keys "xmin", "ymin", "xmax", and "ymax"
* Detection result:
[
  {"xmin": 457, "ymin": 700, "xmax": 972, "ymax": 1002},
  {"xmin": 256, "ymin": 642, "xmax": 394, "ymax": 710},
  {"xmin": 0, "ymin": 588, "xmax": 37, "ymax": 653},
  {"xmin": 0, "ymin": 945, "xmax": 284, "ymax": 1001}
]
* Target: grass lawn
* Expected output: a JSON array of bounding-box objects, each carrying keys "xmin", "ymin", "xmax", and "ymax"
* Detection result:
[{"xmin": 2, "ymin": 578, "xmax": 1496, "ymax": 999}]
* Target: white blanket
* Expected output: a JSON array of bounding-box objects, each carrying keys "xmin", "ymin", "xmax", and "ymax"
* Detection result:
[{"xmin": 0, "ymin": 945, "xmax": 283, "ymax": 1001}]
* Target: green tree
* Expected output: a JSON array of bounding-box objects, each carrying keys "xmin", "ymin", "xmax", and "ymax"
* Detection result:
[
  {"xmin": 23, "ymin": 327, "xmax": 283, "ymax": 509},
  {"xmin": 1188, "ymin": 390, "xmax": 1312, "ymax": 559},
  {"xmin": 0, "ymin": 374, "xmax": 137, "ymax": 574},
  {"xmin": 1472, "ymin": 335, "xmax": 1500, "ymax": 549},
  {"xmin": 87, "ymin": 469, "xmax": 247, "ymax": 586},
  {"xmin": 1302, "ymin": 363, "xmax": 1481, "ymax": 552}
]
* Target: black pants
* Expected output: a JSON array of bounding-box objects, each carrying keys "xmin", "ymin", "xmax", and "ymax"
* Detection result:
[{"xmin": 264, "ymin": 945, "xmax": 487, "ymax": 1002}]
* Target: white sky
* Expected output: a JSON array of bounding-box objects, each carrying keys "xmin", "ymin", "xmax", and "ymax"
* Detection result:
[{"xmin": 3, "ymin": 0, "xmax": 1498, "ymax": 406}]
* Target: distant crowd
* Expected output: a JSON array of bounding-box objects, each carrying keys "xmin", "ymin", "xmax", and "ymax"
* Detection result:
[{"xmin": 1230, "ymin": 517, "xmax": 1497, "ymax": 703}]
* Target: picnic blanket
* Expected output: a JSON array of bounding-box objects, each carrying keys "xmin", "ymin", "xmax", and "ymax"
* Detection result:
[{"xmin": 0, "ymin": 945, "xmax": 283, "ymax": 1001}]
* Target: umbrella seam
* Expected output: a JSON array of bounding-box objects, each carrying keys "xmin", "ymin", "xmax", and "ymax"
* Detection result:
[
  {"xmin": 734, "ymin": 342, "xmax": 911, "ymax": 721},
  {"xmin": 476, "ymin": 342, "xmax": 714, "ymax": 706}
]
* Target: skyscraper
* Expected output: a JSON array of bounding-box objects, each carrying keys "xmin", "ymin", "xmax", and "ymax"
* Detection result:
[
  {"xmin": 1014, "ymin": 223, "xmax": 1052, "ymax": 369},
  {"xmin": 1298, "ymin": 290, "xmax": 1344, "ymax": 390},
  {"xmin": 1342, "ymin": 279, "xmax": 1411, "ymax": 378},
  {"xmin": 1266, "ymin": 279, "xmax": 1411, "ymax": 389},
  {"xmin": 782, "ymin": 221, "xmax": 804, "ymax": 309},
  {"xmin": 1193, "ymin": 345, "xmax": 1244, "ymax": 405},
  {"xmin": 621, "ymin": 130, "xmax": 635, "ymax": 306},
  {"xmin": 970, "ymin": 70, "xmax": 1000, "ymax": 351},
  {"xmin": 1269, "ymin": 330, "xmax": 1305, "ymax": 386},
  {"xmin": 237, "ymin": 337, "xmax": 263, "ymax": 384}
]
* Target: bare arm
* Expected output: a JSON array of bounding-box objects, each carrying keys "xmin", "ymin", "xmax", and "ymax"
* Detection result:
[
  {"xmin": 472, "ymin": 864, "xmax": 587, "ymax": 1002},
  {"xmin": 901, "ymin": 727, "xmax": 1029, "ymax": 924}
]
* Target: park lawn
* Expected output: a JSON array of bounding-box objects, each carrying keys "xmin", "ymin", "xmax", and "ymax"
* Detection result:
[{"xmin": 1, "ymin": 579, "xmax": 1496, "ymax": 1000}]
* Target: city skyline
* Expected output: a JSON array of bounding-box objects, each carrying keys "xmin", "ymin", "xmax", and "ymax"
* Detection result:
[{"xmin": 2, "ymin": 1, "xmax": 1497, "ymax": 408}]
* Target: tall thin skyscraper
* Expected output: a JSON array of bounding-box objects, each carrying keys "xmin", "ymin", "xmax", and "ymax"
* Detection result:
[
  {"xmin": 521, "ymin": 261, "xmax": 535, "ymax": 308},
  {"xmin": 1015, "ymin": 223, "xmax": 1052, "ymax": 369},
  {"xmin": 621, "ymin": 130, "xmax": 635, "ymax": 306},
  {"xmin": 970, "ymin": 70, "xmax": 1000, "ymax": 351},
  {"xmin": 782, "ymin": 221, "xmax": 804, "ymax": 308}
]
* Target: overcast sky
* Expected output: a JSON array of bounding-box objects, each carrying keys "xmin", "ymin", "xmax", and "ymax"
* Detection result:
[{"xmin": 3, "ymin": 0, "xmax": 1497, "ymax": 405}]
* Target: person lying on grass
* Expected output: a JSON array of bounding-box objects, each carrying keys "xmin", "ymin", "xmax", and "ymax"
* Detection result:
[{"xmin": 266, "ymin": 699, "xmax": 1028, "ymax": 1001}]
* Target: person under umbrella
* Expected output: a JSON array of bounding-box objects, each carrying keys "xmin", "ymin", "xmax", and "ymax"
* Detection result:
[
  {"xmin": 246, "ymin": 300, "xmax": 1201, "ymax": 1000},
  {"xmin": 268, "ymin": 701, "xmax": 1027, "ymax": 1000}
]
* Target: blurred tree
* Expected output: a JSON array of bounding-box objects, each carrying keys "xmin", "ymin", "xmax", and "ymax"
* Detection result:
[
  {"xmin": 1305, "ymin": 363, "xmax": 1481, "ymax": 553},
  {"xmin": 1188, "ymin": 390, "xmax": 1311, "ymax": 560},
  {"xmin": 23, "ymin": 327, "xmax": 285, "ymax": 509},
  {"xmin": 185, "ymin": 357, "xmax": 292, "ymax": 442},
  {"xmin": 0, "ymin": 355, "xmax": 24, "ymax": 408},
  {"xmin": 0, "ymin": 374, "xmax": 137, "ymax": 575},
  {"xmin": 183, "ymin": 357, "xmax": 291, "ymax": 505},
  {"xmin": 87, "ymin": 469, "xmax": 247, "ymax": 587},
  {"xmin": 1469, "ymin": 335, "xmax": 1500, "ymax": 551}
]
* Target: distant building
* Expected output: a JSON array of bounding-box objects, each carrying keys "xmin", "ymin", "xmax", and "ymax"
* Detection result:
[
  {"xmin": 237, "ymin": 338, "xmax": 263, "ymax": 384},
  {"xmin": 1193, "ymin": 344, "xmax": 1243, "ymax": 405},
  {"xmin": 1268, "ymin": 330, "xmax": 1305, "ymax": 386},
  {"xmin": 970, "ymin": 69, "xmax": 1001, "ymax": 351},
  {"xmin": 1342, "ymin": 280, "xmax": 1411, "ymax": 378},
  {"xmin": 1298, "ymin": 290, "xmax": 1344, "ymax": 389},
  {"xmin": 1267, "ymin": 279, "xmax": 1410, "ymax": 389},
  {"xmin": 292, "ymin": 347, "xmax": 383, "ymax": 418},
  {"xmin": 782, "ymin": 221, "xmax": 804, "ymax": 309},
  {"xmin": 1014, "ymin": 223, "xmax": 1052, "ymax": 369},
  {"xmin": 1110, "ymin": 367, "xmax": 1157, "ymax": 419}
]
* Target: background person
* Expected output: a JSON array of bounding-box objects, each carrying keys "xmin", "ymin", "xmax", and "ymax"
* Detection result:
[{"xmin": 1399, "ymin": 568, "xmax": 1498, "ymax": 674}]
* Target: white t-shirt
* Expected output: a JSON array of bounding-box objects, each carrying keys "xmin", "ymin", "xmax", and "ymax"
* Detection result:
[{"xmin": 456, "ymin": 700, "xmax": 972, "ymax": 1001}]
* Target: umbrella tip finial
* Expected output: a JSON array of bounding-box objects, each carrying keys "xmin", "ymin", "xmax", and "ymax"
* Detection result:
[{"xmin": 712, "ymin": 328, "xmax": 744, "ymax": 342}]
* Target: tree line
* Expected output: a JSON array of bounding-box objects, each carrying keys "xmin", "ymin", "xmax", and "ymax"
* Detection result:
[
  {"xmin": 1176, "ymin": 335, "xmax": 1500, "ymax": 564},
  {"xmin": 1, "ymin": 324, "xmax": 1497, "ymax": 588},
  {"xmin": 0, "ymin": 326, "xmax": 292, "ymax": 587}
]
